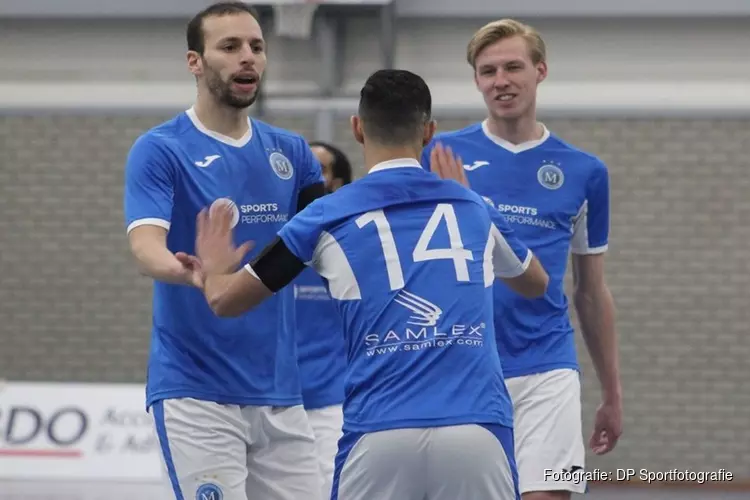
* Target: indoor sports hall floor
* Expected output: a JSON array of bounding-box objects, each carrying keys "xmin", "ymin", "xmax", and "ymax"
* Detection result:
[{"xmin": 1, "ymin": 480, "xmax": 746, "ymax": 499}]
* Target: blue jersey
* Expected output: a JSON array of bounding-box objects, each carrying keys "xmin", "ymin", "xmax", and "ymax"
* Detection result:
[
  {"xmin": 422, "ymin": 122, "xmax": 610, "ymax": 378},
  {"xmin": 293, "ymin": 267, "xmax": 347, "ymax": 410},
  {"xmin": 277, "ymin": 159, "xmax": 532, "ymax": 433},
  {"xmin": 123, "ymin": 107, "xmax": 323, "ymax": 408}
]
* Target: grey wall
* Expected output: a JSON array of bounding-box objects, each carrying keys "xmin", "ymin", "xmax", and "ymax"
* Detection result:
[
  {"xmin": 397, "ymin": 0, "xmax": 750, "ymax": 17},
  {"xmin": 1, "ymin": 16, "xmax": 750, "ymax": 110},
  {"xmin": 2, "ymin": 0, "xmax": 750, "ymax": 18},
  {"xmin": 1, "ymin": 113, "xmax": 749, "ymax": 481}
]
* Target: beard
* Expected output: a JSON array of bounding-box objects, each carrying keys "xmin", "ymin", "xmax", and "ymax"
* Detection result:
[{"xmin": 203, "ymin": 61, "xmax": 258, "ymax": 109}]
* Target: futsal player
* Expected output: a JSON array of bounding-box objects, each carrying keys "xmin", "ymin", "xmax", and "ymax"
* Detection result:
[
  {"xmin": 293, "ymin": 141, "xmax": 352, "ymax": 498},
  {"xmin": 422, "ymin": 19, "xmax": 623, "ymax": 500},
  {"xmin": 123, "ymin": 2, "xmax": 324, "ymax": 499},
  {"xmin": 194, "ymin": 69, "xmax": 550, "ymax": 500}
]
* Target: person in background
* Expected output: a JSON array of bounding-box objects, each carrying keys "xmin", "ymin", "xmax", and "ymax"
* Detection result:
[{"xmin": 294, "ymin": 140, "xmax": 353, "ymax": 499}]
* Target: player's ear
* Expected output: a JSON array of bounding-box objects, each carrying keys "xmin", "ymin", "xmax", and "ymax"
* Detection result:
[
  {"xmin": 187, "ymin": 50, "xmax": 203, "ymax": 77},
  {"xmin": 351, "ymin": 115, "xmax": 365, "ymax": 145},
  {"xmin": 423, "ymin": 119, "xmax": 437, "ymax": 146},
  {"xmin": 536, "ymin": 61, "xmax": 548, "ymax": 84}
]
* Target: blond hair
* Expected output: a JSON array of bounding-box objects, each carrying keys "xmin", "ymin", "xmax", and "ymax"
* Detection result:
[{"xmin": 466, "ymin": 19, "xmax": 546, "ymax": 68}]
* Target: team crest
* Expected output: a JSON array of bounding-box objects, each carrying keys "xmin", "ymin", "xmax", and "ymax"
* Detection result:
[
  {"xmin": 196, "ymin": 483, "xmax": 223, "ymax": 500},
  {"xmin": 537, "ymin": 163, "xmax": 564, "ymax": 190},
  {"xmin": 269, "ymin": 151, "xmax": 294, "ymax": 180}
]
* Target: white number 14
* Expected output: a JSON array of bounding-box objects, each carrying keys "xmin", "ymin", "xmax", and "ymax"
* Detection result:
[{"xmin": 355, "ymin": 203, "xmax": 473, "ymax": 291}]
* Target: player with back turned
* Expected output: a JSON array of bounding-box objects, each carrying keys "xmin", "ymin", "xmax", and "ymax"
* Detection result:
[
  {"xmin": 123, "ymin": 2, "xmax": 325, "ymax": 499},
  {"xmin": 423, "ymin": 18, "xmax": 623, "ymax": 500},
  {"xmin": 193, "ymin": 68, "xmax": 550, "ymax": 500}
]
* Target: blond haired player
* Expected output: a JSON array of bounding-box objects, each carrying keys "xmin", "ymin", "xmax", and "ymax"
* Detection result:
[{"xmin": 423, "ymin": 18, "xmax": 623, "ymax": 500}]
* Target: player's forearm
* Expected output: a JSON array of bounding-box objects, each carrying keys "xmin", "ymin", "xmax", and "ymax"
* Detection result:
[
  {"xmin": 131, "ymin": 241, "xmax": 190, "ymax": 286},
  {"xmin": 574, "ymin": 283, "xmax": 621, "ymax": 403},
  {"xmin": 499, "ymin": 254, "xmax": 549, "ymax": 298},
  {"xmin": 201, "ymin": 237, "xmax": 301, "ymax": 317},
  {"xmin": 204, "ymin": 269, "xmax": 270, "ymax": 317}
]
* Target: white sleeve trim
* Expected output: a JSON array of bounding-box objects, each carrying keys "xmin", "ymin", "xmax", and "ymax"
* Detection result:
[
  {"xmin": 490, "ymin": 224, "xmax": 534, "ymax": 279},
  {"xmin": 243, "ymin": 263, "xmax": 260, "ymax": 279},
  {"xmin": 496, "ymin": 248, "xmax": 533, "ymax": 279},
  {"xmin": 520, "ymin": 249, "xmax": 533, "ymax": 272},
  {"xmin": 126, "ymin": 218, "xmax": 170, "ymax": 234},
  {"xmin": 571, "ymin": 244, "xmax": 608, "ymax": 255}
]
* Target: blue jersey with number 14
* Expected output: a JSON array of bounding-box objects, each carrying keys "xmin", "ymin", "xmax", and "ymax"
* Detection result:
[
  {"xmin": 423, "ymin": 122, "xmax": 610, "ymax": 378},
  {"xmin": 277, "ymin": 159, "xmax": 533, "ymax": 434}
]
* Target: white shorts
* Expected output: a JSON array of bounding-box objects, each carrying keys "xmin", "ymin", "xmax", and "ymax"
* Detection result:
[
  {"xmin": 150, "ymin": 398, "xmax": 323, "ymax": 500},
  {"xmin": 332, "ymin": 424, "xmax": 519, "ymax": 500},
  {"xmin": 506, "ymin": 368, "xmax": 586, "ymax": 494},
  {"xmin": 307, "ymin": 405, "xmax": 344, "ymax": 500}
]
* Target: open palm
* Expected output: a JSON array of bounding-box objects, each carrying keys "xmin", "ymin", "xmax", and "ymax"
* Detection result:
[{"xmin": 195, "ymin": 204, "xmax": 254, "ymax": 275}]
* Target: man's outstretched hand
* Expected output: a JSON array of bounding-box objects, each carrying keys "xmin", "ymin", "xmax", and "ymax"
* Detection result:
[{"xmin": 195, "ymin": 203, "xmax": 254, "ymax": 277}]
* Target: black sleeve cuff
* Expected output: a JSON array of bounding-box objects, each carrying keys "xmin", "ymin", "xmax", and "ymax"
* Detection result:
[{"xmin": 249, "ymin": 237, "xmax": 307, "ymax": 293}]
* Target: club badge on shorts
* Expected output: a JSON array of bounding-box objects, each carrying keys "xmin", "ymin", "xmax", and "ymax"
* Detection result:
[{"xmin": 196, "ymin": 482, "xmax": 223, "ymax": 500}]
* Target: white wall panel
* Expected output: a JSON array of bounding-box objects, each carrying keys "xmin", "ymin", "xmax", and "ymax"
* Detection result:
[{"xmin": 1, "ymin": 16, "xmax": 749, "ymax": 113}]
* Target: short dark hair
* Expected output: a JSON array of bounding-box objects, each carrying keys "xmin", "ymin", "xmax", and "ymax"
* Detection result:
[
  {"xmin": 309, "ymin": 141, "xmax": 353, "ymax": 185},
  {"xmin": 358, "ymin": 69, "xmax": 432, "ymax": 146},
  {"xmin": 186, "ymin": 1, "xmax": 260, "ymax": 54}
]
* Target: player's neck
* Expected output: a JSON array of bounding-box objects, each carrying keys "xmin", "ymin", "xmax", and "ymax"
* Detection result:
[
  {"xmin": 364, "ymin": 145, "xmax": 420, "ymax": 171},
  {"xmin": 192, "ymin": 98, "xmax": 250, "ymax": 141},
  {"xmin": 486, "ymin": 115, "xmax": 544, "ymax": 145}
]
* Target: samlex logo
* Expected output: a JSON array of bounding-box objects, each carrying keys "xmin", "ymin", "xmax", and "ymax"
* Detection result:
[
  {"xmin": 364, "ymin": 289, "xmax": 487, "ymax": 356},
  {"xmin": 364, "ymin": 323, "xmax": 485, "ymax": 347},
  {"xmin": 364, "ymin": 322, "xmax": 486, "ymax": 357}
]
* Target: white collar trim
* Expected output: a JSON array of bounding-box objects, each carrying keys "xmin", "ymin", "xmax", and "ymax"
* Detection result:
[
  {"xmin": 186, "ymin": 106, "xmax": 252, "ymax": 148},
  {"xmin": 369, "ymin": 158, "xmax": 423, "ymax": 174},
  {"xmin": 481, "ymin": 120, "xmax": 550, "ymax": 153}
]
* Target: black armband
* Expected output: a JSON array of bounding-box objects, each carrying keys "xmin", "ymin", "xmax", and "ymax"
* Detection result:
[
  {"xmin": 249, "ymin": 237, "xmax": 306, "ymax": 293},
  {"xmin": 297, "ymin": 182, "xmax": 325, "ymax": 213}
]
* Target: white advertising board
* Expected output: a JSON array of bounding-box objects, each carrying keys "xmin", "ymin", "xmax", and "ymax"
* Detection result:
[{"xmin": 0, "ymin": 381, "xmax": 162, "ymax": 481}]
